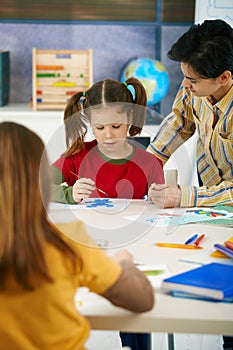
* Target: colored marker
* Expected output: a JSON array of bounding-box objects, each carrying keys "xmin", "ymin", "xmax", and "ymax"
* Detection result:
[
  {"xmin": 70, "ymin": 171, "xmax": 109, "ymax": 197},
  {"xmin": 194, "ymin": 233, "xmax": 205, "ymax": 246},
  {"xmin": 225, "ymin": 241, "xmax": 233, "ymax": 251},
  {"xmin": 155, "ymin": 243, "xmax": 203, "ymax": 250},
  {"xmin": 184, "ymin": 234, "xmax": 198, "ymax": 245},
  {"xmin": 214, "ymin": 244, "xmax": 233, "ymax": 259}
]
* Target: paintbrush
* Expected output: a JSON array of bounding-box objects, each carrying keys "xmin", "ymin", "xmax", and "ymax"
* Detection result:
[{"xmin": 70, "ymin": 171, "xmax": 109, "ymax": 197}]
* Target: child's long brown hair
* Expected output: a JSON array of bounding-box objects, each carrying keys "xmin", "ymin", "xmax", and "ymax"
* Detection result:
[
  {"xmin": 63, "ymin": 77, "xmax": 147, "ymax": 157},
  {"xmin": 0, "ymin": 122, "xmax": 78, "ymax": 290}
]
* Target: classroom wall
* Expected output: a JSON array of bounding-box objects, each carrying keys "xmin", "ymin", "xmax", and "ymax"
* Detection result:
[{"xmin": 0, "ymin": 22, "xmax": 188, "ymax": 118}]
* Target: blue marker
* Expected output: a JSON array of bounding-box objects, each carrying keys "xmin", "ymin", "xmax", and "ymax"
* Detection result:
[
  {"xmin": 184, "ymin": 233, "xmax": 198, "ymax": 245},
  {"xmin": 214, "ymin": 244, "xmax": 233, "ymax": 259}
]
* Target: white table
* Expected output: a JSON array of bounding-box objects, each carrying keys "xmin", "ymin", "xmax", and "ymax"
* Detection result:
[{"xmin": 48, "ymin": 200, "xmax": 233, "ymax": 340}]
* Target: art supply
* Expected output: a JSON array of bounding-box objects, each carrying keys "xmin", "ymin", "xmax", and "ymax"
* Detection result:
[
  {"xmin": 186, "ymin": 209, "xmax": 227, "ymax": 217},
  {"xmin": 155, "ymin": 243, "xmax": 203, "ymax": 250},
  {"xmin": 194, "ymin": 233, "xmax": 205, "ymax": 246},
  {"xmin": 214, "ymin": 244, "xmax": 233, "ymax": 259},
  {"xmin": 85, "ymin": 198, "xmax": 113, "ymax": 208},
  {"xmin": 210, "ymin": 236, "xmax": 233, "ymax": 258},
  {"xmin": 161, "ymin": 262, "xmax": 233, "ymax": 300},
  {"xmin": 184, "ymin": 233, "xmax": 198, "ymax": 245},
  {"xmin": 225, "ymin": 241, "xmax": 233, "ymax": 250},
  {"xmin": 171, "ymin": 290, "xmax": 233, "ymax": 303},
  {"xmin": 70, "ymin": 171, "xmax": 109, "ymax": 197}
]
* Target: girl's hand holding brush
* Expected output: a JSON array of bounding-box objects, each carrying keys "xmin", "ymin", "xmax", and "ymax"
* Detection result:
[{"xmin": 72, "ymin": 177, "xmax": 95, "ymax": 203}]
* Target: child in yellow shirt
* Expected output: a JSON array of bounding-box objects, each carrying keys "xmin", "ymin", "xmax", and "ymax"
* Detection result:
[{"xmin": 0, "ymin": 121, "xmax": 154, "ymax": 350}]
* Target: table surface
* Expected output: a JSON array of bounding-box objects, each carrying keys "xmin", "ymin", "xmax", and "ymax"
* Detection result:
[{"xmin": 49, "ymin": 200, "xmax": 233, "ymax": 336}]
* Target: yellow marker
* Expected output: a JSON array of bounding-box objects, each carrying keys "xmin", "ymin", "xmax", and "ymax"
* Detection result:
[{"xmin": 155, "ymin": 243, "xmax": 203, "ymax": 249}]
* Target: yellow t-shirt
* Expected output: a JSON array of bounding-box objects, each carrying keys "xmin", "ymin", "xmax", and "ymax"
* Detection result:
[{"xmin": 0, "ymin": 221, "xmax": 122, "ymax": 350}]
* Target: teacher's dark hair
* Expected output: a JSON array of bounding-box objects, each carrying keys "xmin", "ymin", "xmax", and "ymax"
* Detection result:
[{"xmin": 168, "ymin": 19, "xmax": 233, "ymax": 78}]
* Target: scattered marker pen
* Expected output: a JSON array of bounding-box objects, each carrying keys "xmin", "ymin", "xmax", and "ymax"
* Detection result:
[
  {"xmin": 184, "ymin": 234, "xmax": 198, "ymax": 245},
  {"xmin": 194, "ymin": 234, "xmax": 205, "ymax": 246},
  {"xmin": 225, "ymin": 241, "xmax": 233, "ymax": 251},
  {"xmin": 155, "ymin": 243, "xmax": 203, "ymax": 250},
  {"xmin": 214, "ymin": 244, "xmax": 233, "ymax": 259}
]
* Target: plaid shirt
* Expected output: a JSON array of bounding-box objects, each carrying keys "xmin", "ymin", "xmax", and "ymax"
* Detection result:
[{"xmin": 148, "ymin": 85, "xmax": 233, "ymax": 207}]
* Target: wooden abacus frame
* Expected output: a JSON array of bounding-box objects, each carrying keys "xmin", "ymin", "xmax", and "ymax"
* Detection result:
[{"xmin": 32, "ymin": 48, "xmax": 93, "ymax": 110}]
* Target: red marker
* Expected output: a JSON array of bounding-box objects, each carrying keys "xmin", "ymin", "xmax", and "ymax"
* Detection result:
[
  {"xmin": 225, "ymin": 241, "xmax": 233, "ymax": 251},
  {"xmin": 194, "ymin": 234, "xmax": 205, "ymax": 246}
]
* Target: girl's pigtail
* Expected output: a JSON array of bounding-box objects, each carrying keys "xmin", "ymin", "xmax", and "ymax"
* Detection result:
[
  {"xmin": 62, "ymin": 91, "xmax": 88, "ymax": 157},
  {"xmin": 126, "ymin": 78, "xmax": 147, "ymax": 137},
  {"xmin": 126, "ymin": 77, "xmax": 147, "ymax": 107}
]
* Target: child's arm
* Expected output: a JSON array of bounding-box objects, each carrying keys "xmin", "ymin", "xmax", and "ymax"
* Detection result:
[
  {"xmin": 51, "ymin": 165, "xmax": 77, "ymax": 204},
  {"xmin": 58, "ymin": 221, "xmax": 154, "ymax": 313},
  {"xmin": 101, "ymin": 249, "xmax": 155, "ymax": 313},
  {"xmin": 51, "ymin": 166, "xmax": 96, "ymax": 203}
]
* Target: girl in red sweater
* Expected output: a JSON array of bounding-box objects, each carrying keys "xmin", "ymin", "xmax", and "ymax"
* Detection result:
[
  {"xmin": 52, "ymin": 78, "xmax": 164, "ymax": 204},
  {"xmin": 52, "ymin": 78, "xmax": 162, "ymax": 350}
]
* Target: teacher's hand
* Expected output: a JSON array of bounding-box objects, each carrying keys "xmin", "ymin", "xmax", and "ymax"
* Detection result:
[{"xmin": 148, "ymin": 183, "xmax": 181, "ymax": 208}]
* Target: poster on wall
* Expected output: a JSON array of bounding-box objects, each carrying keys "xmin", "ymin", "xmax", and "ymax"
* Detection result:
[{"xmin": 195, "ymin": 0, "xmax": 233, "ymax": 26}]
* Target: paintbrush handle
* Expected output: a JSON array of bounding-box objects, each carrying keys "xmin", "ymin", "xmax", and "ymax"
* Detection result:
[{"xmin": 70, "ymin": 171, "xmax": 108, "ymax": 197}]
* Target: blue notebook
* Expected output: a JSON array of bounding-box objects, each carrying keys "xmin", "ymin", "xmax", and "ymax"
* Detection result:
[
  {"xmin": 161, "ymin": 262, "xmax": 233, "ymax": 300},
  {"xmin": 171, "ymin": 290, "xmax": 233, "ymax": 303}
]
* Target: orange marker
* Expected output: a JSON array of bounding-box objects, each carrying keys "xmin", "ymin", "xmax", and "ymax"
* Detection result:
[{"xmin": 155, "ymin": 243, "xmax": 203, "ymax": 249}]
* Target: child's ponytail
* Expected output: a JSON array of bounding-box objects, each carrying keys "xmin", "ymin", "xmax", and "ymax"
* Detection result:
[
  {"xmin": 62, "ymin": 91, "xmax": 88, "ymax": 157},
  {"xmin": 125, "ymin": 78, "xmax": 147, "ymax": 136}
]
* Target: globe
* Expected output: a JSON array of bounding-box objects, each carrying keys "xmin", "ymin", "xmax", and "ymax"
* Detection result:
[{"xmin": 120, "ymin": 57, "xmax": 170, "ymax": 106}]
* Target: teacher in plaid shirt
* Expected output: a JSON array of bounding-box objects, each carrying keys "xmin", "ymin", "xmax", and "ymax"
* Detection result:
[{"xmin": 148, "ymin": 19, "xmax": 233, "ymax": 211}]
